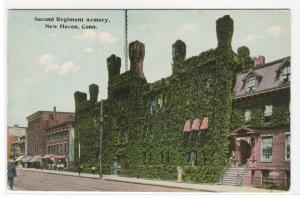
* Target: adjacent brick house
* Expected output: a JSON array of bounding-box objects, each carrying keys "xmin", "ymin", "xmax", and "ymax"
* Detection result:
[{"xmin": 228, "ymin": 56, "xmax": 290, "ymax": 188}]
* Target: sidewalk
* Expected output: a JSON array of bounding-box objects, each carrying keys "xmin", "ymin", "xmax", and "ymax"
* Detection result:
[{"xmin": 19, "ymin": 168, "xmax": 284, "ymax": 193}]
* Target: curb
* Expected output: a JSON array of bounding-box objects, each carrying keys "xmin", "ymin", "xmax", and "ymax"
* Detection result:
[{"xmin": 103, "ymin": 177, "xmax": 215, "ymax": 192}]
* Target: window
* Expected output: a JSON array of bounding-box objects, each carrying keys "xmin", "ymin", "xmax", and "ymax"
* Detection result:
[
  {"xmin": 206, "ymin": 81, "xmax": 213, "ymax": 96},
  {"xmin": 124, "ymin": 130, "xmax": 129, "ymax": 143},
  {"xmin": 247, "ymin": 78, "xmax": 256, "ymax": 91},
  {"xmin": 285, "ymin": 134, "xmax": 290, "ymax": 161},
  {"xmin": 244, "ymin": 109, "xmax": 252, "ymax": 122},
  {"xmin": 282, "ymin": 66, "xmax": 290, "ymax": 82},
  {"xmin": 264, "ymin": 105, "xmax": 273, "ymax": 117},
  {"xmin": 187, "ymin": 150, "xmax": 197, "ymax": 166},
  {"xmin": 261, "ymin": 170, "xmax": 270, "ymax": 185},
  {"xmin": 261, "ymin": 136, "xmax": 273, "ymax": 162}
]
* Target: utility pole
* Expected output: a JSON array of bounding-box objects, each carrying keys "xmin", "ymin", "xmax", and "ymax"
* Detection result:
[
  {"xmin": 99, "ymin": 100, "xmax": 103, "ymax": 178},
  {"xmin": 124, "ymin": 9, "xmax": 128, "ymax": 71},
  {"xmin": 78, "ymin": 143, "xmax": 81, "ymax": 175}
]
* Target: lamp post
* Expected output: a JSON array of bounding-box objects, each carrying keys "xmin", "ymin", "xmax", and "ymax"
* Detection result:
[
  {"xmin": 78, "ymin": 143, "xmax": 81, "ymax": 175},
  {"xmin": 99, "ymin": 100, "xmax": 103, "ymax": 178}
]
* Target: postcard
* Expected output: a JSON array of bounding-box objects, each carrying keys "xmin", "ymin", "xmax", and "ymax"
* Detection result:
[{"xmin": 6, "ymin": 9, "xmax": 291, "ymax": 193}]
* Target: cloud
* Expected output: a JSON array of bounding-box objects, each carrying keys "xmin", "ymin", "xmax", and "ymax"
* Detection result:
[
  {"xmin": 38, "ymin": 54, "xmax": 79, "ymax": 75},
  {"xmin": 266, "ymin": 25, "xmax": 283, "ymax": 37},
  {"xmin": 99, "ymin": 32, "xmax": 119, "ymax": 44},
  {"xmin": 58, "ymin": 61, "xmax": 79, "ymax": 75},
  {"xmin": 241, "ymin": 25, "xmax": 283, "ymax": 44},
  {"xmin": 75, "ymin": 30, "xmax": 97, "ymax": 41},
  {"xmin": 39, "ymin": 54, "xmax": 59, "ymax": 72},
  {"xmin": 84, "ymin": 48, "xmax": 95, "ymax": 53},
  {"xmin": 174, "ymin": 24, "xmax": 199, "ymax": 37},
  {"xmin": 241, "ymin": 34, "xmax": 264, "ymax": 44}
]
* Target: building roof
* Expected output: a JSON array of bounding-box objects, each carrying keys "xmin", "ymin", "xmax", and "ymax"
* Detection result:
[{"xmin": 234, "ymin": 56, "xmax": 290, "ymax": 99}]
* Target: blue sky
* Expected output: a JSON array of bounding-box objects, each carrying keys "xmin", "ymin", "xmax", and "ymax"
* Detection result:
[{"xmin": 7, "ymin": 10, "xmax": 290, "ymax": 127}]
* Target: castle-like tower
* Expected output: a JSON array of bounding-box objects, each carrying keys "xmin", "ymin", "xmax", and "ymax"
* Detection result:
[{"xmin": 74, "ymin": 15, "xmax": 247, "ymax": 183}]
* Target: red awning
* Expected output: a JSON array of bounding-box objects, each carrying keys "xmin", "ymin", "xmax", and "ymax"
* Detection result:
[
  {"xmin": 200, "ymin": 117, "xmax": 209, "ymax": 130},
  {"xmin": 191, "ymin": 118, "xmax": 201, "ymax": 131},
  {"xmin": 42, "ymin": 154, "xmax": 54, "ymax": 159},
  {"xmin": 55, "ymin": 154, "xmax": 66, "ymax": 159},
  {"xmin": 183, "ymin": 120, "xmax": 191, "ymax": 133}
]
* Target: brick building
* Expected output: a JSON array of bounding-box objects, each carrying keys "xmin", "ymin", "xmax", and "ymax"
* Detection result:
[
  {"xmin": 24, "ymin": 107, "xmax": 75, "ymax": 168},
  {"xmin": 7, "ymin": 125, "xmax": 27, "ymax": 160},
  {"xmin": 223, "ymin": 56, "xmax": 290, "ymax": 188},
  {"xmin": 43, "ymin": 120, "xmax": 75, "ymax": 169}
]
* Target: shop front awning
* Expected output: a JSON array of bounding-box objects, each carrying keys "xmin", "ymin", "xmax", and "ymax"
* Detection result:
[
  {"xmin": 183, "ymin": 120, "xmax": 191, "ymax": 133},
  {"xmin": 191, "ymin": 118, "xmax": 201, "ymax": 131},
  {"xmin": 55, "ymin": 154, "xmax": 67, "ymax": 159},
  {"xmin": 42, "ymin": 154, "xmax": 54, "ymax": 159},
  {"xmin": 15, "ymin": 155, "xmax": 23, "ymax": 162},
  {"xmin": 28, "ymin": 155, "xmax": 42, "ymax": 163},
  {"xmin": 22, "ymin": 155, "xmax": 33, "ymax": 163},
  {"xmin": 200, "ymin": 117, "xmax": 209, "ymax": 130}
]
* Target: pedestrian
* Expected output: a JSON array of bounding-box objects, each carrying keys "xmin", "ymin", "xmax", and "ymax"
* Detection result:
[{"xmin": 7, "ymin": 159, "xmax": 17, "ymax": 190}]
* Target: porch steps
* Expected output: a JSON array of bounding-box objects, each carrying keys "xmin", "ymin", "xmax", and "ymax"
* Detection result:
[{"xmin": 220, "ymin": 167, "xmax": 248, "ymax": 186}]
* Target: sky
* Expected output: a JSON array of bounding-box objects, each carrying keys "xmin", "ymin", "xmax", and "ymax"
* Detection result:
[{"xmin": 7, "ymin": 10, "xmax": 290, "ymax": 127}]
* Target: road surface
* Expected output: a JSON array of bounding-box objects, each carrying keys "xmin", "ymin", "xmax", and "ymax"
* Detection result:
[{"xmin": 12, "ymin": 170, "xmax": 198, "ymax": 192}]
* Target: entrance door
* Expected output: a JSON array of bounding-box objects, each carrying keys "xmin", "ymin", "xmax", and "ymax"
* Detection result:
[
  {"xmin": 239, "ymin": 140, "xmax": 251, "ymax": 165},
  {"xmin": 118, "ymin": 155, "xmax": 128, "ymax": 170}
]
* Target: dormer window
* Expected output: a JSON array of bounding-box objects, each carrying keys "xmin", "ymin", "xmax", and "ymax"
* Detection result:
[
  {"xmin": 282, "ymin": 66, "xmax": 290, "ymax": 82},
  {"xmin": 247, "ymin": 78, "xmax": 256, "ymax": 92}
]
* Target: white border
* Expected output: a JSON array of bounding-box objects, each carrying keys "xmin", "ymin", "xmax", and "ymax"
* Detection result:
[{"xmin": 1, "ymin": 0, "xmax": 300, "ymax": 197}]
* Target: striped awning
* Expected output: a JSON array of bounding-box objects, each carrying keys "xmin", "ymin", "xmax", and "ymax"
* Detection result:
[
  {"xmin": 55, "ymin": 154, "xmax": 67, "ymax": 159},
  {"xmin": 22, "ymin": 155, "xmax": 33, "ymax": 163},
  {"xmin": 183, "ymin": 120, "xmax": 191, "ymax": 133},
  {"xmin": 200, "ymin": 117, "xmax": 209, "ymax": 130},
  {"xmin": 42, "ymin": 154, "xmax": 54, "ymax": 159},
  {"xmin": 191, "ymin": 118, "xmax": 201, "ymax": 131},
  {"xmin": 28, "ymin": 155, "xmax": 42, "ymax": 163}
]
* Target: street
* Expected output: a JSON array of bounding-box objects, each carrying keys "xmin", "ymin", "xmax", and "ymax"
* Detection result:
[{"xmin": 12, "ymin": 170, "xmax": 197, "ymax": 192}]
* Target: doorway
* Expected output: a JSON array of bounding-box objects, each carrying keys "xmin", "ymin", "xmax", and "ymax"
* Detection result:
[{"xmin": 239, "ymin": 140, "xmax": 251, "ymax": 165}]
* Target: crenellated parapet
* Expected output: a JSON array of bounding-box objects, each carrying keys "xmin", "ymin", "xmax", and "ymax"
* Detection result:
[
  {"xmin": 216, "ymin": 15, "xmax": 234, "ymax": 50},
  {"xmin": 74, "ymin": 91, "xmax": 87, "ymax": 106},
  {"xmin": 107, "ymin": 54, "xmax": 121, "ymax": 82},
  {"xmin": 129, "ymin": 40, "xmax": 145, "ymax": 76},
  {"xmin": 89, "ymin": 84, "xmax": 99, "ymax": 103},
  {"xmin": 172, "ymin": 40, "xmax": 186, "ymax": 74}
]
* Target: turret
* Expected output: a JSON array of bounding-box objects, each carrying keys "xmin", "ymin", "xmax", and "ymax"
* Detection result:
[
  {"xmin": 107, "ymin": 54, "xmax": 121, "ymax": 82},
  {"xmin": 216, "ymin": 15, "xmax": 234, "ymax": 50},
  {"xmin": 237, "ymin": 46, "xmax": 253, "ymax": 71},
  {"xmin": 129, "ymin": 40, "xmax": 145, "ymax": 75},
  {"xmin": 172, "ymin": 40, "xmax": 186, "ymax": 74},
  {"xmin": 89, "ymin": 84, "xmax": 99, "ymax": 103},
  {"xmin": 74, "ymin": 91, "xmax": 87, "ymax": 106}
]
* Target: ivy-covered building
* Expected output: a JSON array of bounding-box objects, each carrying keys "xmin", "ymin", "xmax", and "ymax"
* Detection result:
[{"xmin": 73, "ymin": 15, "xmax": 290, "ymax": 187}]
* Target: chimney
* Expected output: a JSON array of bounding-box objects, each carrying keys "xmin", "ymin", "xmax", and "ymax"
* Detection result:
[
  {"xmin": 129, "ymin": 40, "xmax": 145, "ymax": 75},
  {"xmin": 253, "ymin": 56, "xmax": 265, "ymax": 68},
  {"xmin": 172, "ymin": 40, "xmax": 186, "ymax": 74},
  {"xmin": 53, "ymin": 106, "xmax": 56, "ymax": 120}
]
